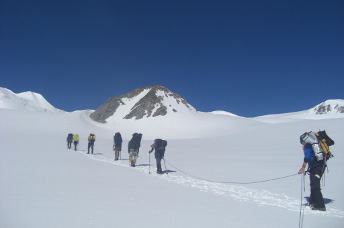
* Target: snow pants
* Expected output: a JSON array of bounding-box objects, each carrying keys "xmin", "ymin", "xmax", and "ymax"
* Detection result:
[
  {"xmin": 67, "ymin": 140, "xmax": 72, "ymax": 149},
  {"xmin": 74, "ymin": 141, "xmax": 78, "ymax": 151},
  {"xmin": 114, "ymin": 146, "xmax": 121, "ymax": 160},
  {"xmin": 309, "ymin": 165, "xmax": 325, "ymax": 209},
  {"xmin": 129, "ymin": 150, "xmax": 138, "ymax": 166},
  {"xmin": 88, "ymin": 143, "xmax": 94, "ymax": 154},
  {"xmin": 155, "ymin": 153, "xmax": 164, "ymax": 173}
]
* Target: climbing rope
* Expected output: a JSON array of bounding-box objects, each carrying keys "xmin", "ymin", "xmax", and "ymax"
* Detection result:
[{"xmin": 164, "ymin": 159, "xmax": 298, "ymax": 185}]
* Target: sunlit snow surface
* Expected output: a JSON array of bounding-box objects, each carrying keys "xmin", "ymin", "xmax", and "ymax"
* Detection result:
[{"xmin": 0, "ymin": 88, "xmax": 343, "ymax": 228}]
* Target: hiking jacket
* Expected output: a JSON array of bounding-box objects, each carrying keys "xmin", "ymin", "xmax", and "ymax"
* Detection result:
[{"xmin": 304, "ymin": 144, "xmax": 324, "ymax": 169}]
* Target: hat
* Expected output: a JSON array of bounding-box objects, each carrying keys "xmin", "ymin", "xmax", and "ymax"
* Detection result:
[{"xmin": 300, "ymin": 132, "xmax": 308, "ymax": 144}]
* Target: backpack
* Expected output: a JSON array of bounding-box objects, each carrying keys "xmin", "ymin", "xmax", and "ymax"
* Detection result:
[
  {"xmin": 155, "ymin": 139, "xmax": 167, "ymax": 155},
  {"xmin": 67, "ymin": 133, "xmax": 73, "ymax": 141},
  {"xmin": 89, "ymin": 134, "xmax": 96, "ymax": 143},
  {"xmin": 114, "ymin": 132, "xmax": 122, "ymax": 146},
  {"xmin": 73, "ymin": 134, "xmax": 79, "ymax": 141},
  {"xmin": 315, "ymin": 130, "xmax": 334, "ymax": 160},
  {"xmin": 301, "ymin": 130, "xmax": 334, "ymax": 161},
  {"xmin": 130, "ymin": 133, "xmax": 142, "ymax": 150}
]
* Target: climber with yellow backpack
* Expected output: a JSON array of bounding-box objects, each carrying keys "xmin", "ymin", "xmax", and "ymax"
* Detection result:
[
  {"xmin": 87, "ymin": 133, "xmax": 96, "ymax": 154},
  {"xmin": 298, "ymin": 130, "xmax": 335, "ymax": 211},
  {"xmin": 73, "ymin": 134, "xmax": 79, "ymax": 151}
]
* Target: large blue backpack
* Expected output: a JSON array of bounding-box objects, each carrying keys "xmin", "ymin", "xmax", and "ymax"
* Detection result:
[
  {"xmin": 67, "ymin": 133, "xmax": 73, "ymax": 141},
  {"xmin": 130, "ymin": 133, "xmax": 142, "ymax": 150},
  {"xmin": 155, "ymin": 139, "xmax": 167, "ymax": 155},
  {"xmin": 114, "ymin": 132, "xmax": 122, "ymax": 146}
]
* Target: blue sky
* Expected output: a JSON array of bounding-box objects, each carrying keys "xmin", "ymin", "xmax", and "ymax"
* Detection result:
[{"xmin": 1, "ymin": 0, "xmax": 343, "ymax": 117}]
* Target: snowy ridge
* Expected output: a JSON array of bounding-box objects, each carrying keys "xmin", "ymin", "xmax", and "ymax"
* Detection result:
[
  {"xmin": 254, "ymin": 99, "xmax": 344, "ymax": 123},
  {"xmin": 305, "ymin": 99, "xmax": 344, "ymax": 115},
  {"xmin": 90, "ymin": 86, "xmax": 343, "ymax": 126},
  {"xmin": 209, "ymin": 110, "xmax": 239, "ymax": 117},
  {"xmin": 0, "ymin": 87, "xmax": 63, "ymax": 113}
]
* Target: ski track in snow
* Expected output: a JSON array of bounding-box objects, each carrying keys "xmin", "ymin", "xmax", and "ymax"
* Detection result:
[{"xmin": 77, "ymin": 150, "xmax": 344, "ymax": 219}]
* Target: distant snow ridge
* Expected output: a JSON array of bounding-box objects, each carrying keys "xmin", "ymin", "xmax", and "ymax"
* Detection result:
[
  {"xmin": 90, "ymin": 85, "xmax": 196, "ymax": 123},
  {"xmin": 0, "ymin": 87, "xmax": 64, "ymax": 113},
  {"xmin": 210, "ymin": 110, "xmax": 238, "ymax": 117},
  {"xmin": 305, "ymin": 99, "xmax": 344, "ymax": 115}
]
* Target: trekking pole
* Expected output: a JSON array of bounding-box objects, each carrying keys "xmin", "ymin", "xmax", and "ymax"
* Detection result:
[
  {"xmin": 149, "ymin": 152, "xmax": 151, "ymax": 174},
  {"xmin": 163, "ymin": 157, "xmax": 168, "ymax": 175},
  {"xmin": 299, "ymin": 172, "xmax": 306, "ymax": 228}
]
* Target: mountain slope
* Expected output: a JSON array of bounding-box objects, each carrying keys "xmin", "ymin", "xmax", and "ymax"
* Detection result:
[
  {"xmin": 1, "ymin": 105, "xmax": 343, "ymax": 228},
  {"xmin": 0, "ymin": 87, "xmax": 63, "ymax": 113},
  {"xmin": 254, "ymin": 99, "xmax": 344, "ymax": 123},
  {"xmin": 306, "ymin": 99, "xmax": 344, "ymax": 115},
  {"xmin": 90, "ymin": 85, "xmax": 196, "ymax": 123}
]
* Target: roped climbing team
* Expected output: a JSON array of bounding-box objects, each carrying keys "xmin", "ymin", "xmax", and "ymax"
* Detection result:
[
  {"xmin": 65, "ymin": 131, "xmax": 332, "ymax": 211},
  {"xmin": 66, "ymin": 132, "xmax": 167, "ymax": 174}
]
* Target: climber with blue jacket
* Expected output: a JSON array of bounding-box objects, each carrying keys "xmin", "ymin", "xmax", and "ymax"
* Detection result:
[{"xmin": 298, "ymin": 134, "xmax": 326, "ymax": 211}]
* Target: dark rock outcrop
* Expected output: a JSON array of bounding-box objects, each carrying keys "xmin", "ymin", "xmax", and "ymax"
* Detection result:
[{"xmin": 313, "ymin": 101, "xmax": 344, "ymax": 115}]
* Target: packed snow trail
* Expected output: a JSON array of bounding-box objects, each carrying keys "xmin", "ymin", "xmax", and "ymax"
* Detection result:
[{"xmin": 76, "ymin": 149, "xmax": 344, "ymax": 219}]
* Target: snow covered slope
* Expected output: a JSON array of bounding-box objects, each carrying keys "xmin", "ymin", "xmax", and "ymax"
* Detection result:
[
  {"xmin": 209, "ymin": 110, "xmax": 239, "ymax": 117},
  {"xmin": 0, "ymin": 87, "xmax": 63, "ymax": 113},
  {"xmin": 1, "ymin": 106, "xmax": 343, "ymax": 228},
  {"xmin": 306, "ymin": 99, "xmax": 344, "ymax": 115},
  {"xmin": 1, "ymin": 85, "xmax": 344, "ymax": 227},
  {"xmin": 254, "ymin": 99, "xmax": 344, "ymax": 123}
]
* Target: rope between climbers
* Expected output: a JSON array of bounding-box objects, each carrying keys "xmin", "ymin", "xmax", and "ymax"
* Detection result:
[{"xmin": 164, "ymin": 159, "xmax": 298, "ymax": 185}]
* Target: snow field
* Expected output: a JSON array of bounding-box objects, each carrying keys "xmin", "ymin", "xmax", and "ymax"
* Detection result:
[{"xmin": 1, "ymin": 107, "xmax": 344, "ymax": 227}]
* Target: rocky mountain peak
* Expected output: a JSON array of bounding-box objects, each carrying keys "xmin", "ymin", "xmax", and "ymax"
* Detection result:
[
  {"xmin": 310, "ymin": 100, "xmax": 344, "ymax": 115},
  {"xmin": 89, "ymin": 85, "xmax": 195, "ymax": 123}
]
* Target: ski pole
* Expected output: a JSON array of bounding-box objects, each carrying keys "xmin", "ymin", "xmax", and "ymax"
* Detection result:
[
  {"xmin": 163, "ymin": 157, "xmax": 168, "ymax": 175},
  {"xmin": 149, "ymin": 152, "xmax": 151, "ymax": 174}
]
